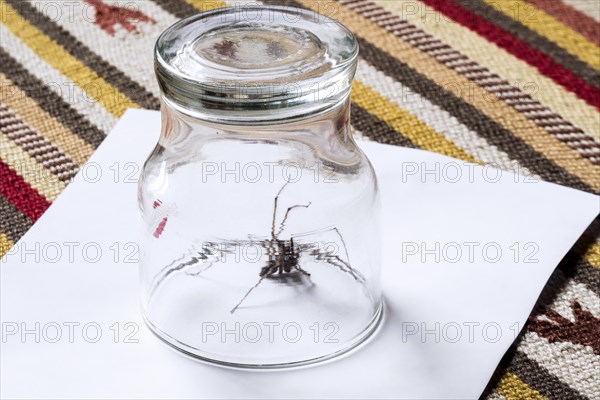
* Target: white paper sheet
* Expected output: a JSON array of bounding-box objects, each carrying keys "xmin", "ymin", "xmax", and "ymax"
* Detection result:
[{"xmin": 1, "ymin": 109, "xmax": 598, "ymax": 399}]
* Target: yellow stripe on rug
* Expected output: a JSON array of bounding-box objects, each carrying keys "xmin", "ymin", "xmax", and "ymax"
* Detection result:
[
  {"xmin": 484, "ymin": 0, "xmax": 600, "ymax": 71},
  {"xmin": 496, "ymin": 371, "xmax": 547, "ymax": 400},
  {"xmin": 185, "ymin": 0, "xmax": 226, "ymax": 11},
  {"xmin": 0, "ymin": 233, "xmax": 15, "ymax": 259},
  {"xmin": 352, "ymin": 81, "xmax": 478, "ymax": 162},
  {"xmin": 0, "ymin": 0, "xmax": 138, "ymax": 117},
  {"xmin": 0, "ymin": 132, "xmax": 65, "ymax": 202},
  {"xmin": 0, "ymin": 74, "xmax": 94, "ymax": 165},
  {"xmin": 582, "ymin": 242, "xmax": 600, "ymax": 269},
  {"xmin": 355, "ymin": 59, "xmax": 522, "ymax": 169}
]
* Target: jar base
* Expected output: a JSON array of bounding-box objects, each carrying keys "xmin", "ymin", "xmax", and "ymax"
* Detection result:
[{"xmin": 141, "ymin": 300, "xmax": 385, "ymax": 369}]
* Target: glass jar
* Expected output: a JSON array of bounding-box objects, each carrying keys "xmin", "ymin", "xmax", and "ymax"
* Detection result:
[{"xmin": 138, "ymin": 6, "xmax": 382, "ymax": 367}]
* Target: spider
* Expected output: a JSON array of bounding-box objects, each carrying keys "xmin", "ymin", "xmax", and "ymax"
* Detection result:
[{"xmin": 150, "ymin": 181, "xmax": 365, "ymax": 313}]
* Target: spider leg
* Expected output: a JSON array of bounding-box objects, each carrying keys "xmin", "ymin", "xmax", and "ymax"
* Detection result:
[
  {"xmin": 185, "ymin": 253, "xmax": 221, "ymax": 276},
  {"xmin": 330, "ymin": 255, "xmax": 365, "ymax": 283},
  {"xmin": 150, "ymin": 242, "xmax": 226, "ymax": 297},
  {"xmin": 332, "ymin": 227, "xmax": 351, "ymax": 265},
  {"xmin": 230, "ymin": 251, "xmax": 286, "ymax": 314},
  {"xmin": 151, "ymin": 245, "xmax": 198, "ymax": 288},
  {"xmin": 311, "ymin": 249, "xmax": 366, "ymax": 284},
  {"xmin": 230, "ymin": 276, "xmax": 266, "ymax": 314},
  {"xmin": 275, "ymin": 202, "xmax": 311, "ymax": 238},
  {"xmin": 154, "ymin": 255, "xmax": 202, "ymax": 289},
  {"xmin": 268, "ymin": 181, "xmax": 291, "ymax": 269},
  {"xmin": 300, "ymin": 226, "xmax": 363, "ymax": 283},
  {"xmin": 293, "ymin": 264, "xmax": 314, "ymax": 288},
  {"xmin": 271, "ymin": 181, "xmax": 290, "ymax": 238},
  {"xmin": 294, "ymin": 264, "xmax": 311, "ymax": 277}
]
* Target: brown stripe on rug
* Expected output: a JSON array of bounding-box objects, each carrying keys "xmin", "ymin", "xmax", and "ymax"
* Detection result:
[
  {"xmin": 0, "ymin": 195, "xmax": 33, "ymax": 243},
  {"xmin": 5, "ymin": 0, "xmax": 160, "ymax": 111},
  {"xmin": 0, "ymin": 48, "xmax": 106, "ymax": 149},
  {"xmin": 0, "ymin": 104, "xmax": 79, "ymax": 183},
  {"xmin": 536, "ymin": 247, "xmax": 600, "ymax": 310},
  {"xmin": 557, "ymin": 219, "xmax": 600, "ymax": 297},
  {"xmin": 151, "ymin": 0, "xmax": 203, "ymax": 19},
  {"xmin": 340, "ymin": 0, "xmax": 600, "ymax": 166},
  {"xmin": 453, "ymin": 0, "xmax": 600, "ymax": 90},
  {"xmin": 351, "ymin": 104, "xmax": 417, "ymax": 148},
  {"xmin": 0, "ymin": 74, "xmax": 94, "ymax": 165},
  {"xmin": 559, "ymin": 254, "xmax": 600, "ymax": 299}
]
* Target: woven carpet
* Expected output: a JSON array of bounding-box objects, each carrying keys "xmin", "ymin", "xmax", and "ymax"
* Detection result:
[{"xmin": 1, "ymin": 0, "xmax": 599, "ymax": 398}]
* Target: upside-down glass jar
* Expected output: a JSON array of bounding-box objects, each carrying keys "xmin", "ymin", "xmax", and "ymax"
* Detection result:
[{"xmin": 138, "ymin": 6, "xmax": 382, "ymax": 367}]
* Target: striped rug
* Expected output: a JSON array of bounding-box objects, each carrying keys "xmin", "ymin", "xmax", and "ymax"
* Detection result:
[{"xmin": 0, "ymin": 0, "xmax": 598, "ymax": 398}]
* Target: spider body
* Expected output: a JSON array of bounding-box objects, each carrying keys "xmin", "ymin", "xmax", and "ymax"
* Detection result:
[{"xmin": 261, "ymin": 237, "xmax": 303, "ymax": 277}]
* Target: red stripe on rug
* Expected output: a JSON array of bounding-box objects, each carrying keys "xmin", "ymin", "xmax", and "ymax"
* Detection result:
[
  {"xmin": 420, "ymin": 0, "xmax": 600, "ymax": 109},
  {"xmin": 0, "ymin": 160, "xmax": 51, "ymax": 221},
  {"xmin": 526, "ymin": 0, "xmax": 600, "ymax": 47}
]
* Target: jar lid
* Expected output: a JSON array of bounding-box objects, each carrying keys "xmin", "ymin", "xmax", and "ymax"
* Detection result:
[{"xmin": 154, "ymin": 6, "xmax": 358, "ymax": 123}]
